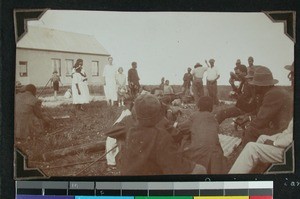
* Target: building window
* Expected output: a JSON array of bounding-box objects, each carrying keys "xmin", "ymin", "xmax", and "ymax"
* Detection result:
[
  {"xmin": 52, "ymin": 59, "xmax": 61, "ymax": 76},
  {"xmin": 92, "ymin": 61, "xmax": 99, "ymax": 76},
  {"xmin": 66, "ymin": 59, "xmax": 74, "ymax": 76},
  {"xmin": 19, "ymin": 61, "xmax": 28, "ymax": 77}
]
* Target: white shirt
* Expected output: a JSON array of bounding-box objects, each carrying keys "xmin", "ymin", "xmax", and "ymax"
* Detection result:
[
  {"xmin": 192, "ymin": 67, "xmax": 207, "ymax": 78},
  {"xmin": 206, "ymin": 67, "xmax": 220, "ymax": 81}
]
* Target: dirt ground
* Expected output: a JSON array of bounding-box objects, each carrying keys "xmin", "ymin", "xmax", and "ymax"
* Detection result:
[{"xmin": 15, "ymin": 96, "xmax": 244, "ymax": 177}]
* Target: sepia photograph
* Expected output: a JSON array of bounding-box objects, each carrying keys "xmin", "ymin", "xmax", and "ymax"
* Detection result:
[{"xmin": 14, "ymin": 9, "xmax": 295, "ymax": 178}]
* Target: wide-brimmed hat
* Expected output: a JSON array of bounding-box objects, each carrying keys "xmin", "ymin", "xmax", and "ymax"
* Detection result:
[
  {"xmin": 194, "ymin": 63, "xmax": 202, "ymax": 68},
  {"xmin": 134, "ymin": 94, "xmax": 162, "ymax": 127},
  {"xmin": 284, "ymin": 62, "xmax": 294, "ymax": 72},
  {"xmin": 248, "ymin": 66, "xmax": 278, "ymax": 86}
]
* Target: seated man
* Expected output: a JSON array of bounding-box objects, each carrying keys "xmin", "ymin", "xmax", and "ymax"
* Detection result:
[
  {"xmin": 229, "ymin": 60, "xmax": 248, "ymax": 96},
  {"xmin": 176, "ymin": 96, "xmax": 227, "ymax": 174},
  {"xmin": 242, "ymin": 66, "xmax": 293, "ymax": 144},
  {"xmin": 215, "ymin": 68, "xmax": 257, "ymax": 125},
  {"xmin": 120, "ymin": 94, "xmax": 206, "ymax": 175},
  {"xmin": 229, "ymin": 119, "xmax": 293, "ymax": 174}
]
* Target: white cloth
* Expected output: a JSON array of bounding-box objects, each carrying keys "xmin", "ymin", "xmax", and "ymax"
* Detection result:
[
  {"xmin": 192, "ymin": 67, "xmax": 207, "ymax": 78},
  {"xmin": 71, "ymin": 72, "xmax": 90, "ymax": 104},
  {"xmin": 206, "ymin": 67, "xmax": 220, "ymax": 81},
  {"xmin": 229, "ymin": 119, "xmax": 293, "ymax": 174},
  {"xmin": 106, "ymin": 109, "xmax": 132, "ymax": 165},
  {"xmin": 103, "ymin": 64, "xmax": 118, "ymax": 101}
]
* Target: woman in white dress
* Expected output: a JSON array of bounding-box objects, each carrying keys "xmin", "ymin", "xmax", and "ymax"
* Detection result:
[
  {"xmin": 72, "ymin": 59, "xmax": 90, "ymax": 111},
  {"xmin": 103, "ymin": 56, "xmax": 118, "ymax": 106}
]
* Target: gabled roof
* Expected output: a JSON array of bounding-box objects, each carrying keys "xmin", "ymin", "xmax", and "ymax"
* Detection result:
[{"xmin": 17, "ymin": 26, "xmax": 110, "ymax": 56}]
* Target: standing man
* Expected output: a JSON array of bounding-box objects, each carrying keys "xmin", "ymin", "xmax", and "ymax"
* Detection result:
[
  {"xmin": 205, "ymin": 59, "xmax": 220, "ymax": 105},
  {"xmin": 182, "ymin": 67, "xmax": 193, "ymax": 96},
  {"xmin": 191, "ymin": 63, "xmax": 207, "ymax": 104},
  {"xmin": 242, "ymin": 66, "xmax": 293, "ymax": 144},
  {"xmin": 247, "ymin": 56, "xmax": 255, "ymax": 74},
  {"xmin": 128, "ymin": 61, "xmax": 140, "ymax": 99}
]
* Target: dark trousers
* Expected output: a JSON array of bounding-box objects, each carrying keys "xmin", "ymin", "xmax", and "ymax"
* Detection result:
[
  {"xmin": 215, "ymin": 106, "xmax": 243, "ymax": 124},
  {"xmin": 207, "ymin": 80, "xmax": 219, "ymax": 105},
  {"xmin": 192, "ymin": 78, "xmax": 204, "ymax": 104}
]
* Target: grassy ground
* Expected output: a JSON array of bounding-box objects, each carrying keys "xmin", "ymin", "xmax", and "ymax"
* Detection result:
[{"xmin": 16, "ymin": 84, "xmax": 292, "ymax": 177}]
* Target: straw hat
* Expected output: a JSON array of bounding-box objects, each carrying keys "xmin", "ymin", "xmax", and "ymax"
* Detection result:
[
  {"xmin": 134, "ymin": 94, "xmax": 162, "ymax": 127},
  {"xmin": 248, "ymin": 66, "xmax": 278, "ymax": 86}
]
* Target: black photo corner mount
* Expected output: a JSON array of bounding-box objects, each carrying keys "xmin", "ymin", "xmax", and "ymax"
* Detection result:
[
  {"xmin": 266, "ymin": 142, "xmax": 295, "ymax": 174},
  {"xmin": 14, "ymin": 149, "xmax": 48, "ymax": 180},
  {"xmin": 14, "ymin": 9, "xmax": 48, "ymax": 42},
  {"xmin": 264, "ymin": 11, "xmax": 296, "ymax": 43}
]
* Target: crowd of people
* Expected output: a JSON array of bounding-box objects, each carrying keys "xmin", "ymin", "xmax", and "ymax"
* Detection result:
[
  {"xmin": 104, "ymin": 56, "xmax": 294, "ymax": 175},
  {"xmin": 14, "ymin": 55, "xmax": 294, "ymax": 175}
]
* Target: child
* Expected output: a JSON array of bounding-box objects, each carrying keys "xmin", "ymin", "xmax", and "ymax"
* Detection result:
[
  {"xmin": 50, "ymin": 71, "xmax": 63, "ymax": 100},
  {"xmin": 176, "ymin": 96, "xmax": 227, "ymax": 174},
  {"xmin": 115, "ymin": 67, "xmax": 127, "ymax": 107},
  {"xmin": 121, "ymin": 94, "xmax": 207, "ymax": 175}
]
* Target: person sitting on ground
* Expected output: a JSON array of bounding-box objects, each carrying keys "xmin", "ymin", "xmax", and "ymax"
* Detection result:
[
  {"xmin": 242, "ymin": 66, "xmax": 293, "ymax": 145},
  {"xmin": 15, "ymin": 84, "xmax": 52, "ymax": 143},
  {"xmin": 215, "ymin": 66, "xmax": 259, "ymax": 125},
  {"xmin": 120, "ymin": 94, "xmax": 207, "ymax": 175},
  {"xmin": 163, "ymin": 80, "xmax": 174, "ymax": 95},
  {"xmin": 229, "ymin": 118, "xmax": 293, "ymax": 174},
  {"xmin": 229, "ymin": 60, "xmax": 248, "ymax": 97},
  {"xmin": 160, "ymin": 79, "xmax": 177, "ymax": 104},
  {"xmin": 175, "ymin": 96, "xmax": 227, "ymax": 174}
]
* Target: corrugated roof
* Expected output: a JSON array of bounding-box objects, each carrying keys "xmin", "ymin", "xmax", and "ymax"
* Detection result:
[{"xmin": 17, "ymin": 26, "xmax": 110, "ymax": 56}]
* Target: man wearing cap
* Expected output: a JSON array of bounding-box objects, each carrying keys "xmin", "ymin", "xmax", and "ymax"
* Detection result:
[
  {"xmin": 191, "ymin": 63, "xmax": 207, "ymax": 104},
  {"xmin": 205, "ymin": 59, "xmax": 220, "ymax": 105},
  {"xmin": 229, "ymin": 118, "xmax": 293, "ymax": 174},
  {"xmin": 121, "ymin": 94, "xmax": 207, "ymax": 175},
  {"xmin": 15, "ymin": 84, "xmax": 52, "ymax": 143},
  {"xmin": 242, "ymin": 66, "xmax": 293, "ymax": 144},
  {"xmin": 128, "ymin": 61, "xmax": 140, "ymax": 99},
  {"xmin": 182, "ymin": 67, "xmax": 193, "ymax": 97}
]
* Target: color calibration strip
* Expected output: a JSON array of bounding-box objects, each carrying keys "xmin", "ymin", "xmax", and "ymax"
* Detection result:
[{"xmin": 16, "ymin": 181, "xmax": 273, "ymax": 199}]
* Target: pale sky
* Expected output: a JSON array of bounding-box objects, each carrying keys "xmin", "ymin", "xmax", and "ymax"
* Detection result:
[{"xmin": 28, "ymin": 10, "xmax": 294, "ymax": 85}]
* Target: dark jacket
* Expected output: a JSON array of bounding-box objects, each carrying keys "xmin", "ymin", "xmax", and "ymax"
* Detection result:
[
  {"xmin": 121, "ymin": 126, "xmax": 195, "ymax": 175},
  {"xmin": 178, "ymin": 111, "xmax": 227, "ymax": 174},
  {"xmin": 128, "ymin": 68, "xmax": 140, "ymax": 86},
  {"xmin": 15, "ymin": 91, "xmax": 44, "ymax": 139},
  {"xmin": 244, "ymin": 86, "xmax": 293, "ymax": 143}
]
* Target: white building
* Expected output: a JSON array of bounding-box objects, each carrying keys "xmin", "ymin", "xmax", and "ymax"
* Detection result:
[{"xmin": 16, "ymin": 26, "xmax": 110, "ymax": 87}]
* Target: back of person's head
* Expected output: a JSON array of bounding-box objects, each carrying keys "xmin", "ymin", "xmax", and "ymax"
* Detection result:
[
  {"xmin": 25, "ymin": 84, "xmax": 37, "ymax": 96},
  {"xmin": 134, "ymin": 94, "xmax": 162, "ymax": 127},
  {"xmin": 197, "ymin": 96, "xmax": 213, "ymax": 112}
]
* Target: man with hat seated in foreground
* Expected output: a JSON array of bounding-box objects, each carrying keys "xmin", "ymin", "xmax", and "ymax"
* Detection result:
[
  {"xmin": 242, "ymin": 66, "xmax": 293, "ymax": 145},
  {"xmin": 120, "ymin": 94, "xmax": 207, "ymax": 175}
]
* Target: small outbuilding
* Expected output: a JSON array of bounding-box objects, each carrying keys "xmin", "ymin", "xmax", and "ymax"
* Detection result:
[{"xmin": 16, "ymin": 26, "xmax": 110, "ymax": 87}]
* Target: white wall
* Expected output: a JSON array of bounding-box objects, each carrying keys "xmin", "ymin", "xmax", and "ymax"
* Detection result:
[{"xmin": 16, "ymin": 49, "xmax": 109, "ymax": 87}]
